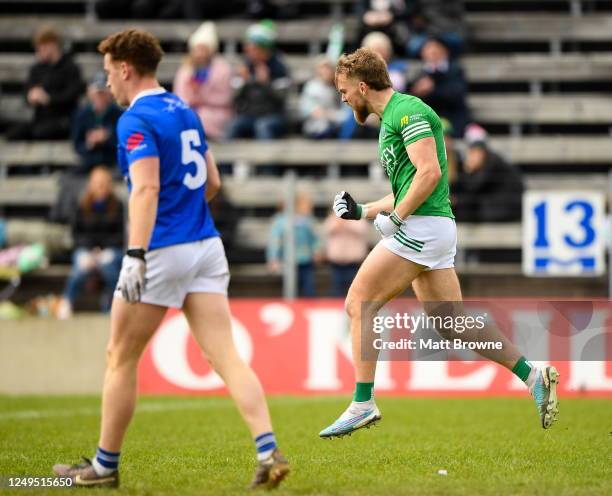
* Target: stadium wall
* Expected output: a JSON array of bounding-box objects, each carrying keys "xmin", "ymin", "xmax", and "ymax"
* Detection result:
[{"xmin": 2, "ymin": 300, "xmax": 611, "ymax": 396}]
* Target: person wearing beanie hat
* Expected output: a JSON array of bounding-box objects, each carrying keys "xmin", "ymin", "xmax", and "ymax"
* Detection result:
[
  {"xmin": 453, "ymin": 124, "xmax": 524, "ymax": 223},
  {"xmin": 245, "ymin": 19, "xmax": 277, "ymax": 49},
  {"xmin": 225, "ymin": 20, "xmax": 291, "ymax": 141},
  {"xmin": 173, "ymin": 21, "xmax": 233, "ymax": 140},
  {"xmin": 71, "ymin": 71, "xmax": 122, "ymax": 173}
]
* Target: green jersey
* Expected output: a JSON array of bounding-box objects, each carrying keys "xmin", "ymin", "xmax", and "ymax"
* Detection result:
[{"xmin": 378, "ymin": 92, "xmax": 454, "ymax": 218}]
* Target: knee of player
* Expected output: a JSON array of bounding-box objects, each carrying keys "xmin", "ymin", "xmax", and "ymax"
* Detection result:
[
  {"xmin": 345, "ymin": 293, "xmax": 380, "ymax": 321},
  {"xmin": 105, "ymin": 340, "xmax": 142, "ymax": 369}
]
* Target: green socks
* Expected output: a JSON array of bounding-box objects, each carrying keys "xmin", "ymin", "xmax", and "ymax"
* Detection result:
[
  {"xmin": 512, "ymin": 356, "xmax": 533, "ymax": 383},
  {"xmin": 353, "ymin": 382, "xmax": 374, "ymax": 402}
]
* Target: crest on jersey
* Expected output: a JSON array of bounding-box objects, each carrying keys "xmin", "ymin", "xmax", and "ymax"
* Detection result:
[
  {"xmin": 162, "ymin": 97, "xmax": 189, "ymax": 113},
  {"xmin": 126, "ymin": 132, "xmax": 145, "ymax": 152}
]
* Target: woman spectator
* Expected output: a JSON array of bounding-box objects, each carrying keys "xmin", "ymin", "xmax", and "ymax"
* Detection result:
[
  {"xmin": 324, "ymin": 212, "xmax": 370, "ymax": 297},
  {"xmin": 57, "ymin": 166, "xmax": 125, "ymax": 319},
  {"xmin": 173, "ymin": 22, "xmax": 233, "ymax": 140}
]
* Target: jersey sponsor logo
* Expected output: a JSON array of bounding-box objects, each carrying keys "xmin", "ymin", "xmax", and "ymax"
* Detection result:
[
  {"xmin": 126, "ymin": 132, "xmax": 145, "ymax": 152},
  {"xmin": 400, "ymin": 115, "xmax": 409, "ymax": 126},
  {"xmin": 380, "ymin": 144, "xmax": 397, "ymax": 176}
]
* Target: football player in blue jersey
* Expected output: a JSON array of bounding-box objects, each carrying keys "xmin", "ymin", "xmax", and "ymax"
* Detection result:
[{"xmin": 52, "ymin": 29, "xmax": 289, "ymax": 490}]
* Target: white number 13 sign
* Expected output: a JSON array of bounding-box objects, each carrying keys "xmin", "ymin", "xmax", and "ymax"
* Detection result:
[{"xmin": 523, "ymin": 191, "xmax": 605, "ymax": 276}]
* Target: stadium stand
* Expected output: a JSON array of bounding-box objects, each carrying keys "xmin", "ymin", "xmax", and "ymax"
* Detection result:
[{"xmin": 1, "ymin": 0, "xmax": 610, "ymax": 302}]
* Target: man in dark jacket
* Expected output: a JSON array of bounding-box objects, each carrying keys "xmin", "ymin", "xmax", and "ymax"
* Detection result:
[
  {"xmin": 410, "ymin": 37, "xmax": 470, "ymax": 137},
  {"xmin": 226, "ymin": 21, "xmax": 291, "ymax": 140},
  {"xmin": 7, "ymin": 26, "xmax": 84, "ymax": 141},
  {"xmin": 72, "ymin": 73, "xmax": 122, "ymax": 174},
  {"xmin": 453, "ymin": 124, "xmax": 524, "ymax": 223}
]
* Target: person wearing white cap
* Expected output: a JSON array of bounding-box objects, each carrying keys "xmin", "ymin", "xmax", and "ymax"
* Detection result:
[{"xmin": 173, "ymin": 22, "xmax": 233, "ymax": 140}]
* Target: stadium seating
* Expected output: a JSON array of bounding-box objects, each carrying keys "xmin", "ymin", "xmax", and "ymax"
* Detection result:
[{"xmin": 1, "ymin": 0, "xmax": 610, "ymax": 298}]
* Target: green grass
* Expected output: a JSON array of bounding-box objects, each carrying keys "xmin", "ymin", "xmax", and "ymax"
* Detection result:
[{"xmin": 0, "ymin": 396, "xmax": 610, "ymax": 495}]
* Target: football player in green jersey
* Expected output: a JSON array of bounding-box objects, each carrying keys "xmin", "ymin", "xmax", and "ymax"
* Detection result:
[{"xmin": 319, "ymin": 48, "xmax": 559, "ymax": 438}]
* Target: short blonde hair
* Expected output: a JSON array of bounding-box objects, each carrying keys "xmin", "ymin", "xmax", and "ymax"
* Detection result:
[{"xmin": 335, "ymin": 47, "xmax": 392, "ymax": 91}]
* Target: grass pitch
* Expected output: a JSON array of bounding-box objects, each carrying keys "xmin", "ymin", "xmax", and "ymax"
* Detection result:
[{"xmin": 0, "ymin": 395, "xmax": 609, "ymax": 495}]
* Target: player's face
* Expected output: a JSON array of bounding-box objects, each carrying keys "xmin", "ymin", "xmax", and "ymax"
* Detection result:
[
  {"xmin": 336, "ymin": 73, "xmax": 370, "ymax": 125},
  {"xmin": 103, "ymin": 53, "xmax": 129, "ymax": 106}
]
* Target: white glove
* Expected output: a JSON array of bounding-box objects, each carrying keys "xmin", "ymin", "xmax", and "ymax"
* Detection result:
[
  {"xmin": 374, "ymin": 211, "xmax": 404, "ymax": 238},
  {"xmin": 117, "ymin": 253, "xmax": 146, "ymax": 303}
]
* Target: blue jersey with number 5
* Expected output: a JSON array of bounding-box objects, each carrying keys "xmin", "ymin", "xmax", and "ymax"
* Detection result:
[{"xmin": 117, "ymin": 88, "xmax": 218, "ymax": 251}]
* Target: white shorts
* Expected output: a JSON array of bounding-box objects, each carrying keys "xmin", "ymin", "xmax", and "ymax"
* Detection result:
[
  {"xmin": 381, "ymin": 215, "xmax": 456, "ymax": 270},
  {"xmin": 115, "ymin": 237, "xmax": 230, "ymax": 308}
]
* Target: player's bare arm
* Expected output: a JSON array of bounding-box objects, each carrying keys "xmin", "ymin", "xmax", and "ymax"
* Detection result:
[
  {"xmin": 204, "ymin": 149, "xmax": 221, "ymax": 202},
  {"xmin": 394, "ymin": 138, "xmax": 441, "ymax": 219},
  {"xmin": 362, "ymin": 193, "xmax": 395, "ymax": 219},
  {"xmin": 333, "ymin": 191, "xmax": 395, "ymax": 221},
  {"xmin": 127, "ymin": 156, "xmax": 160, "ymax": 250}
]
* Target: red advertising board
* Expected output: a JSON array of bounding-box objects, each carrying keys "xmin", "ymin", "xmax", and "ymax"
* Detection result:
[{"xmin": 138, "ymin": 299, "xmax": 612, "ymax": 396}]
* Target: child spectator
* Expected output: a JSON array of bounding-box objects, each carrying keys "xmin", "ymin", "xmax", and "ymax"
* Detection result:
[{"xmin": 267, "ymin": 192, "xmax": 322, "ymax": 297}]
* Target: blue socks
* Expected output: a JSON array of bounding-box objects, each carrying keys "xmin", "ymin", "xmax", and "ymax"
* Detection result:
[
  {"xmin": 254, "ymin": 432, "xmax": 277, "ymax": 462},
  {"xmin": 92, "ymin": 446, "xmax": 120, "ymax": 476}
]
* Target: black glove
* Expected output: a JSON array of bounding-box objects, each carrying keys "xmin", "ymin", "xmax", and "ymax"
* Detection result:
[{"xmin": 333, "ymin": 191, "xmax": 364, "ymax": 220}]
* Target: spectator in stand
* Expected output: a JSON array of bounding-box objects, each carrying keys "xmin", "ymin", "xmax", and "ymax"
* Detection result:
[
  {"xmin": 71, "ymin": 72, "xmax": 122, "ymax": 174},
  {"xmin": 356, "ymin": 0, "xmax": 412, "ymax": 56},
  {"xmin": 225, "ymin": 21, "xmax": 291, "ymax": 140},
  {"xmin": 324, "ymin": 212, "xmax": 369, "ymax": 297},
  {"xmin": 173, "ymin": 22, "xmax": 233, "ymax": 141},
  {"xmin": 267, "ymin": 192, "xmax": 322, "ymax": 297},
  {"xmin": 339, "ymin": 31, "xmax": 406, "ymax": 140},
  {"xmin": 57, "ymin": 166, "xmax": 125, "ymax": 319},
  {"xmin": 407, "ymin": 0, "xmax": 466, "ymax": 57},
  {"xmin": 453, "ymin": 124, "xmax": 524, "ymax": 223},
  {"xmin": 363, "ymin": 31, "xmax": 407, "ymax": 92},
  {"xmin": 409, "ymin": 37, "xmax": 470, "ymax": 137},
  {"xmin": 299, "ymin": 57, "xmax": 344, "ymax": 139},
  {"xmin": 7, "ymin": 26, "xmax": 83, "ymax": 141}
]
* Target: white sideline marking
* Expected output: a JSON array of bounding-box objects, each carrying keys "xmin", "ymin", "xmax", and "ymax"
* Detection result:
[
  {"xmin": 0, "ymin": 400, "xmax": 220, "ymax": 421},
  {"xmin": 0, "ymin": 395, "xmax": 337, "ymax": 421}
]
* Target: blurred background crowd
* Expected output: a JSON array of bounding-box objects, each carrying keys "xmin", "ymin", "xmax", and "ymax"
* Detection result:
[{"xmin": 0, "ymin": 0, "xmax": 609, "ymax": 316}]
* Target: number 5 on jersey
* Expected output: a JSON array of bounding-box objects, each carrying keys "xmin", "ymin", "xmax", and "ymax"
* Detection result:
[{"xmin": 181, "ymin": 129, "xmax": 207, "ymax": 189}]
